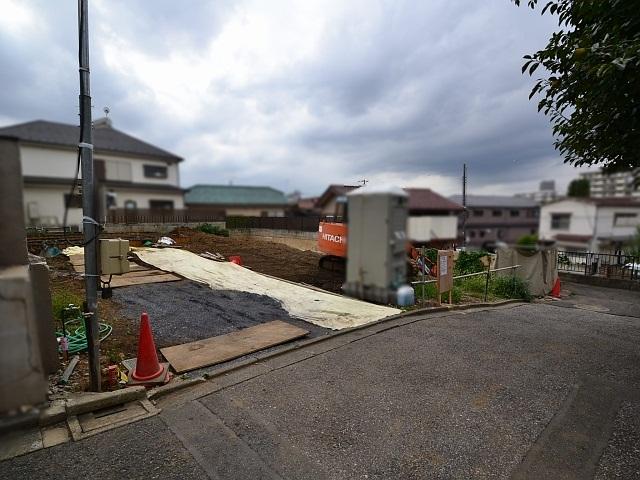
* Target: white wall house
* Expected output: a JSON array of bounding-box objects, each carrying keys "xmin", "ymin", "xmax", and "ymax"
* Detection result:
[
  {"xmin": 0, "ymin": 118, "xmax": 184, "ymax": 227},
  {"xmin": 539, "ymin": 197, "xmax": 640, "ymax": 252}
]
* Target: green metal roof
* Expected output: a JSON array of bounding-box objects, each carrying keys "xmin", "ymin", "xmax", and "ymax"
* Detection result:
[{"xmin": 185, "ymin": 184, "xmax": 288, "ymax": 206}]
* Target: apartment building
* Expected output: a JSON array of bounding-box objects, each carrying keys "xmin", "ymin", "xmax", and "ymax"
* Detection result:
[
  {"xmin": 579, "ymin": 168, "xmax": 640, "ymax": 198},
  {"xmin": 449, "ymin": 195, "xmax": 540, "ymax": 248}
]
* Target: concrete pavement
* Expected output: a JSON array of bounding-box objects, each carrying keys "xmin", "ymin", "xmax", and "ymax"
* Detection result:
[{"xmin": 1, "ymin": 291, "xmax": 639, "ymax": 479}]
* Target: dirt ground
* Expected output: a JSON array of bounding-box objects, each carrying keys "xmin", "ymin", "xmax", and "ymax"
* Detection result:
[
  {"xmin": 170, "ymin": 227, "xmax": 345, "ymax": 293},
  {"xmin": 44, "ymin": 228, "xmax": 344, "ymax": 392}
]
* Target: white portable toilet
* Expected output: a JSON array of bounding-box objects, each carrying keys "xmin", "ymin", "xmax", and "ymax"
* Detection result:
[{"xmin": 343, "ymin": 185, "xmax": 408, "ymax": 304}]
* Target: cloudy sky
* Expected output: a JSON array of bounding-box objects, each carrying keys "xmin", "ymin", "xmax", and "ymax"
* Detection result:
[{"xmin": 0, "ymin": 0, "xmax": 593, "ymax": 197}]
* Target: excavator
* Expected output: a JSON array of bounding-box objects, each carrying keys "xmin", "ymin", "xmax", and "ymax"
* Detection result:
[{"xmin": 317, "ymin": 195, "xmax": 435, "ymax": 275}]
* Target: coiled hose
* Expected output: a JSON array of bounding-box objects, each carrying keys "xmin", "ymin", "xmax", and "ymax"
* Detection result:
[{"xmin": 56, "ymin": 319, "xmax": 113, "ymax": 354}]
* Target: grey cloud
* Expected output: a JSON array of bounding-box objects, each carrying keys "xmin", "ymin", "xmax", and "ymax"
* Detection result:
[{"xmin": 0, "ymin": 0, "xmax": 565, "ymax": 196}]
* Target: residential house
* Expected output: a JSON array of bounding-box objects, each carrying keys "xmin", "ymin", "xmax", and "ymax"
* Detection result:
[
  {"xmin": 185, "ymin": 185, "xmax": 288, "ymax": 217},
  {"xmin": 0, "ymin": 118, "xmax": 184, "ymax": 227},
  {"xmin": 539, "ymin": 197, "xmax": 640, "ymax": 252},
  {"xmin": 404, "ymin": 188, "xmax": 463, "ymax": 247},
  {"xmin": 315, "ymin": 184, "xmax": 360, "ymax": 217},
  {"xmin": 449, "ymin": 195, "xmax": 539, "ymax": 248},
  {"xmin": 579, "ymin": 168, "xmax": 640, "ymax": 198},
  {"xmin": 316, "ymin": 184, "xmax": 463, "ymax": 246}
]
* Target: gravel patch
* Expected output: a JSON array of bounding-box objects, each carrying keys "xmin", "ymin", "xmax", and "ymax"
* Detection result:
[
  {"xmin": 595, "ymin": 401, "xmax": 640, "ymax": 479},
  {"xmin": 113, "ymin": 280, "xmax": 329, "ymax": 348}
]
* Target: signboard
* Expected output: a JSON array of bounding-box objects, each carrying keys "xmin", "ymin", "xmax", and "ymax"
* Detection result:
[{"xmin": 437, "ymin": 250, "xmax": 454, "ymax": 304}]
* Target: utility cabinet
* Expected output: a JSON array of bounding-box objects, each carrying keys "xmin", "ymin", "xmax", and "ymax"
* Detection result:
[
  {"xmin": 343, "ymin": 186, "xmax": 408, "ymax": 304},
  {"xmin": 99, "ymin": 239, "xmax": 130, "ymax": 275}
]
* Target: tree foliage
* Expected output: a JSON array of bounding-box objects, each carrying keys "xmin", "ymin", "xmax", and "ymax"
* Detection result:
[
  {"xmin": 513, "ymin": 0, "xmax": 640, "ymax": 172},
  {"xmin": 566, "ymin": 178, "xmax": 590, "ymax": 197},
  {"xmin": 625, "ymin": 226, "xmax": 640, "ymax": 258}
]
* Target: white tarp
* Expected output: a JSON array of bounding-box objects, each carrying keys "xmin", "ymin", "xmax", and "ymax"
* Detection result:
[{"xmin": 134, "ymin": 248, "xmax": 400, "ymax": 330}]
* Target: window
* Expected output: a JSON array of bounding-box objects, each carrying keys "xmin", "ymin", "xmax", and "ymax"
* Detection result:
[
  {"xmin": 124, "ymin": 200, "xmax": 137, "ymax": 210},
  {"xmin": 492, "ymin": 210, "xmax": 502, "ymax": 217},
  {"xmin": 149, "ymin": 200, "xmax": 174, "ymax": 211},
  {"xmin": 473, "ymin": 209, "xmax": 484, "ymax": 217},
  {"xmin": 614, "ymin": 213, "xmax": 637, "ymax": 227},
  {"xmin": 144, "ymin": 164, "xmax": 168, "ymax": 179},
  {"xmin": 479, "ymin": 230, "xmax": 486, "ymax": 238},
  {"xmin": 551, "ymin": 213, "xmax": 571, "ymax": 230},
  {"xmin": 64, "ymin": 193, "xmax": 82, "ymax": 208},
  {"xmin": 526, "ymin": 209, "xmax": 539, "ymax": 218},
  {"xmin": 469, "ymin": 230, "xmax": 476, "ymax": 238},
  {"xmin": 510, "ymin": 209, "xmax": 520, "ymax": 217}
]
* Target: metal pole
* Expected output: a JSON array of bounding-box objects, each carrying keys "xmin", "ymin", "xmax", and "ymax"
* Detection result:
[
  {"xmin": 461, "ymin": 163, "xmax": 467, "ymax": 248},
  {"xmin": 78, "ymin": 0, "xmax": 101, "ymax": 391},
  {"xmin": 421, "ymin": 246, "xmax": 425, "ymax": 306},
  {"xmin": 484, "ymin": 264, "xmax": 490, "ymax": 302}
]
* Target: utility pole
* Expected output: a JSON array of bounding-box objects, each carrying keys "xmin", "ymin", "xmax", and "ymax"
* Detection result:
[
  {"xmin": 461, "ymin": 163, "xmax": 467, "ymax": 248},
  {"xmin": 78, "ymin": 0, "xmax": 101, "ymax": 391}
]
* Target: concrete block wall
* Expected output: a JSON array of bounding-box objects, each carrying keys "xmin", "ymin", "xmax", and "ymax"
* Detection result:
[
  {"xmin": 0, "ymin": 138, "xmax": 47, "ymax": 413},
  {"xmin": 229, "ymin": 228, "xmax": 319, "ymax": 252}
]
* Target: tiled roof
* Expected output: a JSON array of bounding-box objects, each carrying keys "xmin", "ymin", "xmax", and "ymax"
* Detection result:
[
  {"xmin": 405, "ymin": 188, "xmax": 463, "ymax": 211},
  {"xmin": 316, "ymin": 184, "xmax": 359, "ymax": 208},
  {"xmin": 185, "ymin": 185, "xmax": 288, "ymax": 206},
  {"xmin": 0, "ymin": 119, "xmax": 182, "ymax": 162},
  {"xmin": 449, "ymin": 194, "xmax": 539, "ymax": 208}
]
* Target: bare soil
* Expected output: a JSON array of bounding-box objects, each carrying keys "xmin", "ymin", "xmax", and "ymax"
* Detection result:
[
  {"xmin": 169, "ymin": 227, "xmax": 345, "ymax": 293},
  {"xmin": 45, "ymin": 229, "xmax": 344, "ymax": 391}
]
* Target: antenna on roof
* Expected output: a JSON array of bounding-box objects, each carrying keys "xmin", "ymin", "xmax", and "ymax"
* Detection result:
[
  {"xmin": 359, "ymin": 178, "xmax": 369, "ymax": 186},
  {"xmin": 103, "ymin": 106, "xmax": 110, "ymax": 118}
]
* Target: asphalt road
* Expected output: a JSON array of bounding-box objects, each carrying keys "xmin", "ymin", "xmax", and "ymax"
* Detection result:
[{"xmin": 2, "ymin": 286, "xmax": 639, "ymax": 479}]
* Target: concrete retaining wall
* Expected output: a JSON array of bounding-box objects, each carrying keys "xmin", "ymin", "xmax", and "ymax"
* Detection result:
[
  {"xmin": 230, "ymin": 228, "xmax": 319, "ymax": 252},
  {"xmin": 560, "ymin": 271, "xmax": 640, "ymax": 291}
]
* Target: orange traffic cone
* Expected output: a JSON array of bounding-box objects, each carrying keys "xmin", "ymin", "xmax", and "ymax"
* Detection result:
[
  {"xmin": 550, "ymin": 278, "xmax": 561, "ymax": 298},
  {"xmin": 132, "ymin": 312, "xmax": 165, "ymax": 381}
]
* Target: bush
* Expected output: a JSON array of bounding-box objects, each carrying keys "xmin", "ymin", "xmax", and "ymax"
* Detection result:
[
  {"xmin": 454, "ymin": 250, "xmax": 488, "ymax": 275},
  {"xmin": 197, "ymin": 223, "xmax": 230, "ymax": 237},
  {"xmin": 491, "ymin": 275, "xmax": 532, "ymax": 301},
  {"xmin": 517, "ymin": 233, "xmax": 538, "ymax": 246}
]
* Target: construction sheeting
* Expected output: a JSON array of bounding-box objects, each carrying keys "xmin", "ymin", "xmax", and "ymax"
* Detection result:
[
  {"xmin": 134, "ymin": 248, "xmax": 401, "ymax": 330},
  {"xmin": 495, "ymin": 247, "xmax": 558, "ymax": 297}
]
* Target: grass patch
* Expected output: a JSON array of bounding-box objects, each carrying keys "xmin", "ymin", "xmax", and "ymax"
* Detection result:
[
  {"xmin": 413, "ymin": 273, "xmax": 531, "ymax": 305},
  {"xmin": 196, "ymin": 223, "xmax": 230, "ymax": 237},
  {"xmin": 51, "ymin": 287, "xmax": 83, "ymax": 321}
]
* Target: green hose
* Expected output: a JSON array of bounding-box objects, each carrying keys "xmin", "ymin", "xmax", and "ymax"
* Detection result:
[{"xmin": 56, "ymin": 319, "xmax": 113, "ymax": 354}]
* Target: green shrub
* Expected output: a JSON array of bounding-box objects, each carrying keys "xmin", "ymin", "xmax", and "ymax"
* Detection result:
[
  {"xmin": 197, "ymin": 223, "xmax": 230, "ymax": 237},
  {"xmin": 517, "ymin": 233, "xmax": 538, "ymax": 246},
  {"xmin": 491, "ymin": 275, "xmax": 532, "ymax": 301},
  {"xmin": 454, "ymin": 251, "xmax": 488, "ymax": 275}
]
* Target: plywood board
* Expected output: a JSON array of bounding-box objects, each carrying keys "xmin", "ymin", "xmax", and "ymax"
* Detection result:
[
  {"xmin": 160, "ymin": 321, "xmax": 309, "ymax": 373},
  {"xmin": 108, "ymin": 273, "xmax": 181, "ymax": 288}
]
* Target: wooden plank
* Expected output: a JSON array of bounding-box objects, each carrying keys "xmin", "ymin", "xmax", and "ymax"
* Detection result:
[
  {"xmin": 107, "ymin": 269, "xmax": 168, "ymax": 279},
  {"xmin": 109, "ymin": 273, "xmax": 181, "ymax": 288},
  {"xmin": 160, "ymin": 321, "xmax": 309, "ymax": 373},
  {"xmin": 72, "ymin": 262, "xmax": 152, "ymax": 274}
]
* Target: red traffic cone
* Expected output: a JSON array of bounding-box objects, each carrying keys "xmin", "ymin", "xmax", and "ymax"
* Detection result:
[
  {"xmin": 550, "ymin": 278, "xmax": 561, "ymax": 298},
  {"xmin": 132, "ymin": 312, "xmax": 164, "ymax": 381}
]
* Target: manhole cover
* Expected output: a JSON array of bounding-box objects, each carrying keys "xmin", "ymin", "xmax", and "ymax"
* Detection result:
[{"xmin": 574, "ymin": 304, "xmax": 610, "ymax": 312}]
